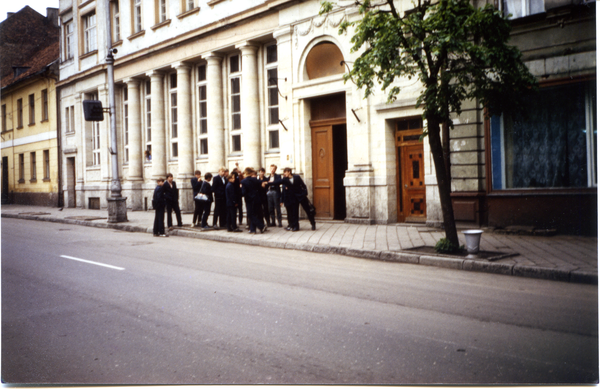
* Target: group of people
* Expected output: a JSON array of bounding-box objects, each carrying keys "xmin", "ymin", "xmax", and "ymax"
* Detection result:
[{"xmin": 152, "ymin": 164, "xmax": 316, "ymax": 237}]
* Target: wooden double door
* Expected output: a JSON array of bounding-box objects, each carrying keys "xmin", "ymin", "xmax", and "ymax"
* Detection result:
[
  {"xmin": 396, "ymin": 119, "xmax": 426, "ymax": 222},
  {"xmin": 310, "ymin": 118, "xmax": 347, "ymax": 220}
]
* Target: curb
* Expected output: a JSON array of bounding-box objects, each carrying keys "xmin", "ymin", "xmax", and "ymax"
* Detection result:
[{"xmin": 3, "ymin": 212, "xmax": 597, "ymax": 285}]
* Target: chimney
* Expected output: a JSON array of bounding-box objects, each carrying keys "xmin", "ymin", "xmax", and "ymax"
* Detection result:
[
  {"xmin": 7, "ymin": 12, "xmax": 14, "ymax": 18},
  {"xmin": 46, "ymin": 7, "xmax": 59, "ymax": 27}
]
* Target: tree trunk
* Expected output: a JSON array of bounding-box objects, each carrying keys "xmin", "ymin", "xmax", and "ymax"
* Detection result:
[{"xmin": 427, "ymin": 117, "xmax": 459, "ymax": 248}]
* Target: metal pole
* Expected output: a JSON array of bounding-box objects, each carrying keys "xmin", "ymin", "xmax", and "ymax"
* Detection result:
[{"xmin": 105, "ymin": 0, "xmax": 127, "ymax": 221}]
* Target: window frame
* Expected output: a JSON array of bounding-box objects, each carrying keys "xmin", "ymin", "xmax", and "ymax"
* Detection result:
[
  {"xmin": 229, "ymin": 53, "xmax": 242, "ymax": 153},
  {"xmin": 123, "ymin": 87, "xmax": 129, "ymax": 163},
  {"xmin": 17, "ymin": 98, "xmax": 23, "ymax": 128},
  {"xmin": 28, "ymin": 94, "xmax": 35, "ymax": 125},
  {"xmin": 133, "ymin": 0, "xmax": 143, "ymax": 34},
  {"xmin": 42, "ymin": 89, "xmax": 49, "ymax": 121},
  {"xmin": 169, "ymin": 73, "xmax": 179, "ymax": 159},
  {"xmin": 2, "ymin": 104, "xmax": 6, "ymax": 131},
  {"xmin": 18, "ymin": 153, "xmax": 24, "ymax": 182},
  {"xmin": 64, "ymin": 20, "xmax": 74, "ymax": 60},
  {"xmin": 197, "ymin": 63, "xmax": 208, "ymax": 157},
  {"xmin": 265, "ymin": 43, "xmax": 280, "ymax": 151},
  {"xmin": 30, "ymin": 151, "xmax": 37, "ymax": 181},
  {"xmin": 43, "ymin": 149, "xmax": 50, "ymax": 180},
  {"xmin": 145, "ymin": 79, "xmax": 152, "ymax": 161},
  {"xmin": 83, "ymin": 12, "xmax": 97, "ymax": 53},
  {"xmin": 112, "ymin": 0, "xmax": 121, "ymax": 42}
]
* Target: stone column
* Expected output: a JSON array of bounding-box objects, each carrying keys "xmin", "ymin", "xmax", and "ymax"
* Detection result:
[
  {"xmin": 205, "ymin": 54, "xmax": 224, "ymax": 173},
  {"xmin": 125, "ymin": 78, "xmax": 143, "ymax": 181},
  {"xmin": 273, "ymin": 27, "xmax": 293, "ymax": 170},
  {"xmin": 173, "ymin": 62, "xmax": 194, "ymax": 212},
  {"xmin": 237, "ymin": 43, "xmax": 260, "ymax": 169},
  {"xmin": 147, "ymin": 70, "xmax": 166, "ymax": 179}
]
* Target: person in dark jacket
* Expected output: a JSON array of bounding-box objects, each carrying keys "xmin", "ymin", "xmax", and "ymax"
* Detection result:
[
  {"xmin": 225, "ymin": 173, "xmax": 242, "ymax": 232},
  {"xmin": 198, "ymin": 172, "xmax": 214, "ymax": 229},
  {"xmin": 268, "ymin": 167, "xmax": 316, "ymax": 231},
  {"xmin": 211, "ymin": 167, "xmax": 228, "ymax": 229},
  {"xmin": 163, "ymin": 173, "xmax": 183, "ymax": 228},
  {"xmin": 257, "ymin": 168, "xmax": 270, "ymax": 226},
  {"xmin": 241, "ymin": 167, "xmax": 267, "ymax": 234},
  {"xmin": 232, "ymin": 165, "xmax": 244, "ymax": 226},
  {"xmin": 152, "ymin": 178, "xmax": 167, "ymax": 237},
  {"xmin": 266, "ymin": 164, "xmax": 283, "ymax": 227},
  {"xmin": 191, "ymin": 170, "xmax": 202, "ymax": 227}
]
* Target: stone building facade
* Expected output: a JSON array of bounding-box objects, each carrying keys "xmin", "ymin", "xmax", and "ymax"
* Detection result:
[{"xmin": 56, "ymin": 0, "xmax": 596, "ymax": 234}]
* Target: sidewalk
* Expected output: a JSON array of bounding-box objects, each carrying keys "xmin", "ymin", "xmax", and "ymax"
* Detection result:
[{"xmin": 1, "ymin": 204, "xmax": 597, "ymax": 284}]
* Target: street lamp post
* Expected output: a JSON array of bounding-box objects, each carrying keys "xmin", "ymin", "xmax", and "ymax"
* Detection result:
[{"xmin": 105, "ymin": 0, "xmax": 127, "ymax": 222}]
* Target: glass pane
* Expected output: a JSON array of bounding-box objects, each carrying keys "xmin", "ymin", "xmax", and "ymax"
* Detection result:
[
  {"xmin": 200, "ymin": 138, "xmax": 208, "ymax": 154},
  {"xmin": 200, "ymin": 102, "xmax": 207, "ymax": 118},
  {"xmin": 198, "ymin": 65, "xmax": 206, "ymax": 81},
  {"xmin": 232, "ymin": 95, "xmax": 240, "ymax": 113},
  {"xmin": 172, "ymin": 142, "xmax": 178, "ymax": 157},
  {"xmin": 268, "ymin": 68, "xmax": 277, "ymax": 86},
  {"xmin": 199, "ymin": 86, "xmax": 206, "ymax": 101},
  {"xmin": 269, "ymin": 130, "xmax": 279, "ymax": 149},
  {"xmin": 200, "ymin": 118, "xmax": 207, "ymax": 134},
  {"xmin": 230, "ymin": 56, "xmax": 239, "ymax": 73},
  {"xmin": 266, "ymin": 45, "xmax": 277, "ymax": 64},
  {"xmin": 170, "ymin": 73, "xmax": 177, "ymax": 89},
  {"xmin": 269, "ymin": 107, "xmax": 278, "ymax": 125},
  {"xmin": 231, "ymin": 78, "xmax": 240, "ymax": 94},
  {"xmin": 232, "ymin": 113, "xmax": 241, "ymax": 130},
  {"xmin": 269, "ymin": 87, "xmax": 278, "ymax": 106},
  {"xmin": 232, "ymin": 134, "xmax": 241, "ymax": 151}
]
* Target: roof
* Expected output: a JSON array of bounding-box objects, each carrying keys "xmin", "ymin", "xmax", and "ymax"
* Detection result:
[{"xmin": 0, "ymin": 6, "xmax": 59, "ymax": 89}]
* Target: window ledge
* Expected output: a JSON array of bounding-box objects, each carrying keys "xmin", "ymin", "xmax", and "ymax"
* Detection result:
[
  {"xmin": 80, "ymin": 50, "xmax": 97, "ymax": 60},
  {"xmin": 177, "ymin": 7, "xmax": 200, "ymax": 19},
  {"xmin": 78, "ymin": 0, "xmax": 94, "ymax": 9},
  {"xmin": 2, "ymin": 129, "xmax": 14, "ymax": 133},
  {"xmin": 28, "ymin": 123, "xmax": 35, "ymax": 127},
  {"xmin": 207, "ymin": 0, "xmax": 226, "ymax": 6},
  {"xmin": 17, "ymin": 126, "xmax": 23, "ymax": 130},
  {"xmin": 86, "ymin": 166, "xmax": 101, "ymax": 170},
  {"xmin": 18, "ymin": 179, "xmax": 25, "ymax": 183},
  {"xmin": 65, "ymin": 131, "xmax": 76, "ymax": 136},
  {"xmin": 151, "ymin": 19, "xmax": 171, "ymax": 31},
  {"xmin": 112, "ymin": 40, "xmax": 123, "ymax": 47},
  {"xmin": 127, "ymin": 30, "xmax": 146, "ymax": 41},
  {"xmin": 43, "ymin": 178, "xmax": 51, "ymax": 182},
  {"xmin": 41, "ymin": 119, "xmax": 49, "ymax": 123},
  {"xmin": 265, "ymin": 149, "xmax": 281, "ymax": 154},
  {"xmin": 29, "ymin": 179, "xmax": 37, "ymax": 183}
]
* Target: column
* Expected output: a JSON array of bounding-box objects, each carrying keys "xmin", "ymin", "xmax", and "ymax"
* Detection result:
[
  {"xmin": 125, "ymin": 78, "xmax": 143, "ymax": 181},
  {"xmin": 273, "ymin": 27, "xmax": 293, "ymax": 169},
  {"xmin": 147, "ymin": 70, "xmax": 166, "ymax": 179},
  {"xmin": 173, "ymin": 62, "xmax": 194, "ymax": 180},
  {"xmin": 205, "ymin": 54, "xmax": 224, "ymax": 172},
  {"xmin": 237, "ymin": 43, "xmax": 260, "ymax": 169}
]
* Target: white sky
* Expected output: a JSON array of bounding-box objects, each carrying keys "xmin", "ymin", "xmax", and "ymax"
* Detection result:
[{"xmin": 0, "ymin": 0, "xmax": 60, "ymax": 22}]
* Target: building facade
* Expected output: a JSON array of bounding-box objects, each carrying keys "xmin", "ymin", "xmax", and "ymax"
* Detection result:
[
  {"xmin": 56, "ymin": 0, "xmax": 596, "ymax": 234},
  {"xmin": 1, "ymin": 6, "xmax": 61, "ymax": 206}
]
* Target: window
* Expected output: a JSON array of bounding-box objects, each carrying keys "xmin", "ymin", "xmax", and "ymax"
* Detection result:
[
  {"xmin": 30, "ymin": 152, "xmax": 37, "ymax": 180},
  {"xmin": 43, "ymin": 150, "xmax": 50, "ymax": 180},
  {"xmin": 197, "ymin": 64, "xmax": 208, "ymax": 156},
  {"xmin": 18, "ymin": 154, "xmax": 24, "ymax": 182},
  {"xmin": 133, "ymin": 0, "xmax": 143, "ymax": 33},
  {"xmin": 112, "ymin": 0, "xmax": 121, "ymax": 42},
  {"xmin": 266, "ymin": 44, "xmax": 279, "ymax": 149},
  {"xmin": 90, "ymin": 93, "xmax": 101, "ymax": 166},
  {"xmin": 158, "ymin": 0, "xmax": 167, "ymax": 23},
  {"xmin": 42, "ymin": 89, "xmax": 48, "ymax": 121},
  {"xmin": 84, "ymin": 12, "xmax": 97, "ymax": 53},
  {"xmin": 17, "ymin": 99, "xmax": 23, "ymax": 128},
  {"xmin": 2, "ymin": 104, "xmax": 6, "ymax": 131},
  {"xmin": 183, "ymin": 0, "xmax": 194, "ymax": 12},
  {"xmin": 490, "ymin": 80, "xmax": 597, "ymax": 190},
  {"xmin": 145, "ymin": 80, "xmax": 152, "ymax": 159},
  {"xmin": 503, "ymin": 0, "xmax": 544, "ymax": 18},
  {"xmin": 65, "ymin": 105, "xmax": 75, "ymax": 133},
  {"xmin": 169, "ymin": 73, "xmax": 178, "ymax": 158},
  {"xmin": 230, "ymin": 54, "xmax": 242, "ymax": 152},
  {"xmin": 28, "ymin": 94, "xmax": 35, "ymax": 125},
  {"xmin": 64, "ymin": 21, "xmax": 74, "ymax": 60},
  {"xmin": 123, "ymin": 87, "xmax": 129, "ymax": 163}
]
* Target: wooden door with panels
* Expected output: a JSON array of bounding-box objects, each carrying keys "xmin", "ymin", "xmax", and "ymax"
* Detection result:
[{"xmin": 396, "ymin": 118, "xmax": 426, "ymax": 222}]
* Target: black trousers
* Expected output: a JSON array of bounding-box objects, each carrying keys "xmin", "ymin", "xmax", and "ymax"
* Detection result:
[
  {"xmin": 267, "ymin": 191, "xmax": 282, "ymax": 226},
  {"xmin": 286, "ymin": 201, "xmax": 300, "ymax": 229},
  {"xmin": 299, "ymin": 197, "xmax": 316, "ymax": 226},
  {"xmin": 227, "ymin": 206, "xmax": 237, "ymax": 230},
  {"xmin": 166, "ymin": 201, "xmax": 182, "ymax": 227},
  {"xmin": 193, "ymin": 199, "xmax": 203, "ymax": 225},
  {"xmin": 212, "ymin": 198, "xmax": 227, "ymax": 228},
  {"xmin": 153, "ymin": 204, "xmax": 165, "ymax": 235},
  {"xmin": 198, "ymin": 200, "xmax": 212, "ymax": 228},
  {"xmin": 237, "ymin": 198, "xmax": 244, "ymax": 224},
  {"xmin": 245, "ymin": 197, "xmax": 265, "ymax": 233}
]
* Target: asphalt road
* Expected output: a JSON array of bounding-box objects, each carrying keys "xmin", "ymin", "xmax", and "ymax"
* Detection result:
[{"xmin": 2, "ymin": 218, "xmax": 598, "ymax": 385}]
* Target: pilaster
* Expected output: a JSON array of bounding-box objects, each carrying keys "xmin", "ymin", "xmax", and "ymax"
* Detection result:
[
  {"xmin": 147, "ymin": 70, "xmax": 166, "ymax": 179},
  {"xmin": 205, "ymin": 54, "xmax": 225, "ymax": 173},
  {"xmin": 237, "ymin": 43, "xmax": 260, "ymax": 169}
]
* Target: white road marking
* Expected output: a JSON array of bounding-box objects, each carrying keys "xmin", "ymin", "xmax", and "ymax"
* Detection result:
[{"xmin": 60, "ymin": 255, "xmax": 125, "ymax": 271}]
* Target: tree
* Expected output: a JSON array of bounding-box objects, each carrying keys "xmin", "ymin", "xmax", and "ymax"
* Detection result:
[{"xmin": 320, "ymin": 0, "xmax": 537, "ymax": 250}]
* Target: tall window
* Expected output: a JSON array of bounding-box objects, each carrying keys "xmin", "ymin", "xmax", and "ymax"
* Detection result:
[
  {"xmin": 90, "ymin": 93, "xmax": 101, "ymax": 166},
  {"xmin": 1, "ymin": 104, "xmax": 6, "ymax": 131},
  {"xmin": 64, "ymin": 21, "xmax": 74, "ymax": 60},
  {"xmin": 197, "ymin": 64, "xmax": 208, "ymax": 156},
  {"xmin": 159, "ymin": 0, "xmax": 167, "ymax": 23},
  {"xmin": 42, "ymin": 89, "xmax": 48, "ymax": 121},
  {"xmin": 266, "ymin": 44, "xmax": 279, "ymax": 149},
  {"xmin": 113, "ymin": 0, "xmax": 121, "ymax": 42},
  {"xmin": 84, "ymin": 12, "xmax": 97, "ymax": 53},
  {"xmin": 145, "ymin": 80, "xmax": 152, "ymax": 160},
  {"xmin": 17, "ymin": 99, "xmax": 23, "ymax": 128},
  {"xmin": 230, "ymin": 54, "xmax": 242, "ymax": 152},
  {"xmin": 490, "ymin": 80, "xmax": 597, "ymax": 190},
  {"xmin": 183, "ymin": 0, "xmax": 194, "ymax": 12},
  {"xmin": 503, "ymin": 0, "xmax": 544, "ymax": 18},
  {"xmin": 169, "ymin": 73, "xmax": 178, "ymax": 158},
  {"xmin": 65, "ymin": 105, "xmax": 75, "ymax": 133},
  {"xmin": 28, "ymin": 94, "xmax": 35, "ymax": 125},
  {"xmin": 123, "ymin": 87, "xmax": 129, "ymax": 163},
  {"xmin": 30, "ymin": 152, "xmax": 37, "ymax": 180},
  {"xmin": 43, "ymin": 150, "xmax": 50, "ymax": 180},
  {"xmin": 18, "ymin": 154, "xmax": 24, "ymax": 182},
  {"xmin": 133, "ymin": 0, "xmax": 143, "ymax": 33}
]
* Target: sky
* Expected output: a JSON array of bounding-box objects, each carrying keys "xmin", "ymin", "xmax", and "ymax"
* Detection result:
[{"xmin": 0, "ymin": 0, "xmax": 60, "ymax": 22}]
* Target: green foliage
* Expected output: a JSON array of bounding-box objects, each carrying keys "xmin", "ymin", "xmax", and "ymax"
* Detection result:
[
  {"xmin": 320, "ymin": 0, "xmax": 538, "ymax": 125},
  {"xmin": 434, "ymin": 237, "xmax": 463, "ymax": 254}
]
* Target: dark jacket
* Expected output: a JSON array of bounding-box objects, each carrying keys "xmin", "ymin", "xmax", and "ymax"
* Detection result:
[
  {"xmin": 258, "ymin": 176, "xmax": 269, "ymax": 202},
  {"xmin": 272, "ymin": 175, "xmax": 308, "ymax": 203},
  {"xmin": 199, "ymin": 180, "xmax": 213, "ymax": 202},
  {"xmin": 162, "ymin": 180, "xmax": 179, "ymax": 204},
  {"xmin": 191, "ymin": 177, "xmax": 203, "ymax": 197},
  {"xmin": 241, "ymin": 176, "xmax": 261, "ymax": 202},
  {"xmin": 226, "ymin": 181, "xmax": 237, "ymax": 208},
  {"xmin": 152, "ymin": 184, "xmax": 166, "ymax": 209},
  {"xmin": 212, "ymin": 174, "xmax": 227, "ymax": 200},
  {"xmin": 266, "ymin": 173, "xmax": 282, "ymax": 202}
]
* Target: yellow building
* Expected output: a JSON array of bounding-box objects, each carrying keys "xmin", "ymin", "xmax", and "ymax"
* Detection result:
[{"xmin": 1, "ymin": 6, "xmax": 61, "ymax": 206}]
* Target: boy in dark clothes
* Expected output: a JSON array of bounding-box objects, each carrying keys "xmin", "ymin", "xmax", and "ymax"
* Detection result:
[
  {"xmin": 198, "ymin": 172, "xmax": 214, "ymax": 229},
  {"xmin": 226, "ymin": 173, "xmax": 242, "ymax": 232},
  {"xmin": 152, "ymin": 178, "xmax": 167, "ymax": 237}
]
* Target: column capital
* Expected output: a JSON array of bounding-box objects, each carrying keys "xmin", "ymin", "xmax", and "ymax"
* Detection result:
[
  {"xmin": 201, "ymin": 52, "xmax": 223, "ymax": 60},
  {"xmin": 274, "ymin": 26, "xmax": 293, "ymax": 42},
  {"xmin": 171, "ymin": 61, "xmax": 192, "ymax": 71},
  {"xmin": 236, "ymin": 42, "xmax": 258, "ymax": 54},
  {"xmin": 146, "ymin": 70, "xmax": 164, "ymax": 78},
  {"xmin": 123, "ymin": 77, "xmax": 141, "ymax": 86},
  {"xmin": 98, "ymin": 84, "xmax": 109, "ymax": 93}
]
